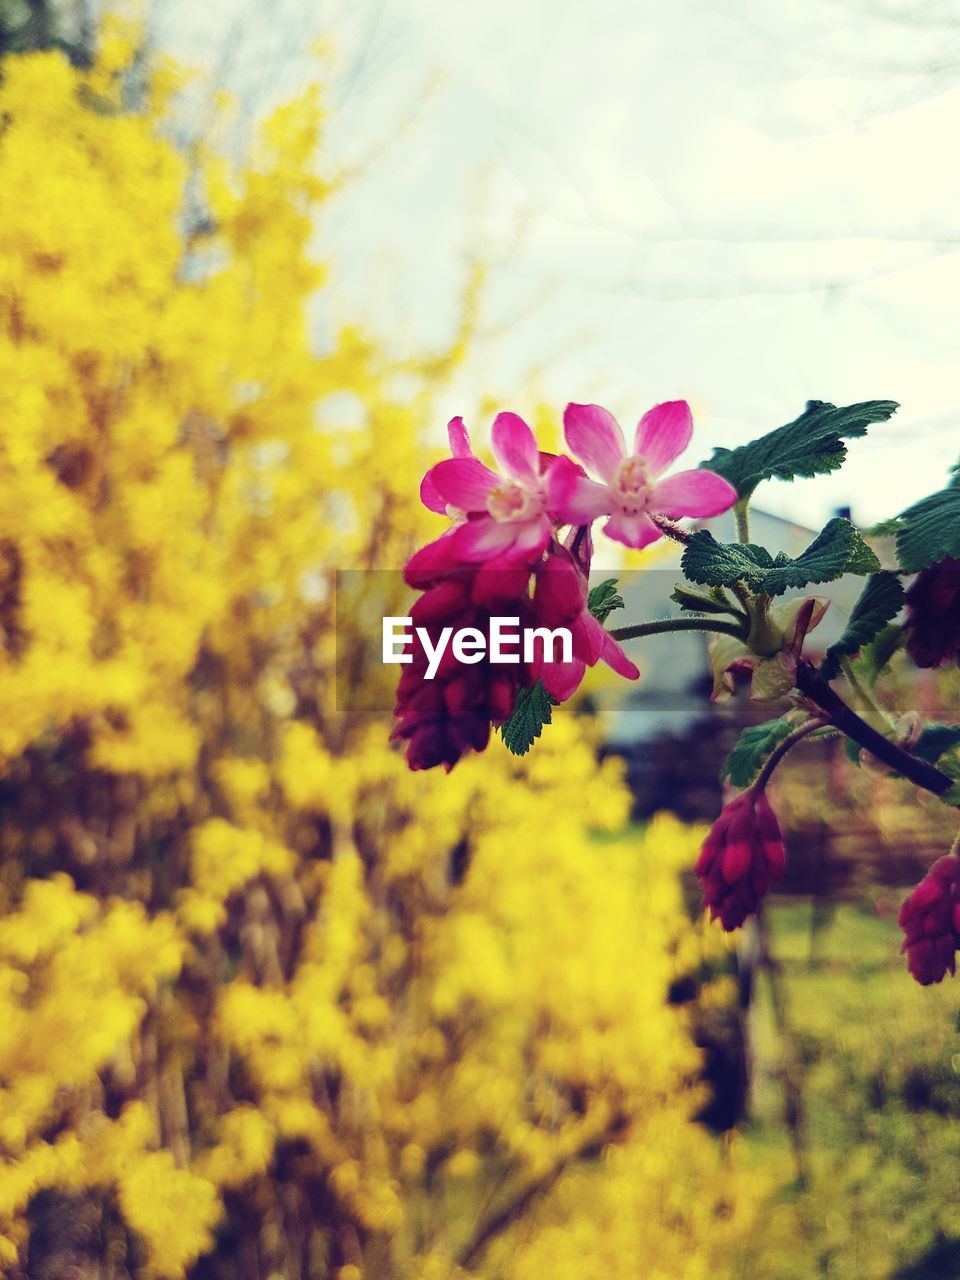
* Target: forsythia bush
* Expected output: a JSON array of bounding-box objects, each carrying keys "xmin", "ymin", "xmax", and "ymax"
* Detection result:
[{"xmin": 0, "ymin": 25, "xmax": 761, "ymax": 1278}]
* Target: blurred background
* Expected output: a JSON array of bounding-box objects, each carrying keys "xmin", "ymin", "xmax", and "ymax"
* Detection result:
[{"xmin": 0, "ymin": 1, "xmax": 958, "ymax": 1278}]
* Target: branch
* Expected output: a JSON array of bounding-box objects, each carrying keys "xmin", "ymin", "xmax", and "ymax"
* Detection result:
[
  {"xmin": 795, "ymin": 662, "xmax": 956, "ymax": 800},
  {"xmin": 609, "ymin": 617, "xmax": 747, "ymax": 642},
  {"xmin": 456, "ymin": 1115, "xmax": 626, "ymax": 1269}
]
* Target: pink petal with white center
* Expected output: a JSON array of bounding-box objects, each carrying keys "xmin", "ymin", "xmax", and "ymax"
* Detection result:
[
  {"xmin": 563, "ymin": 403, "xmax": 626, "ymax": 482},
  {"xmin": 603, "ymin": 511, "xmax": 662, "ymax": 550},
  {"xmin": 634, "ymin": 401, "xmax": 693, "ymax": 475},
  {"xmin": 429, "ymin": 457, "xmax": 499, "ymax": 511},
  {"xmin": 447, "ymin": 416, "xmax": 473, "ymax": 458},
  {"xmin": 550, "ymin": 466, "xmax": 612, "ymax": 525},
  {"xmin": 491, "ymin": 412, "xmax": 540, "ymax": 484},
  {"xmin": 652, "ymin": 469, "xmax": 737, "ymax": 519}
]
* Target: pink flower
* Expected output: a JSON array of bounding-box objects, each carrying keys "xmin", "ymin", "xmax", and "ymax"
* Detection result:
[
  {"xmin": 530, "ymin": 547, "xmax": 640, "ymax": 701},
  {"xmin": 392, "ymin": 565, "xmax": 537, "ymax": 771},
  {"xmin": 899, "ymin": 854, "xmax": 960, "ymax": 985},
  {"xmin": 696, "ymin": 790, "xmax": 786, "ymax": 930},
  {"xmin": 550, "ymin": 401, "xmax": 737, "ymax": 549},
  {"xmin": 420, "ymin": 413, "xmax": 573, "ymax": 565}
]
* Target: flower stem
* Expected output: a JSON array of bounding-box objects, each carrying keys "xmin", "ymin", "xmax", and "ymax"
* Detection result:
[
  {"xmin": 650, "ymin": 515, "xmax": 693, "ymax": 545},
  {"xmin": 754, "ymin": 718, "xmax": 825, "ymax": 791},
  {"xmin": 734, "ymin": 498, "xmax": 751, "ymax": 544},
  {"xmin": 795, "ymin": 661, "xmax": 956, "ymax": 801},
  {"xmin": 609, "ymin": 617, "xmax": 748, "ymax": 642}
]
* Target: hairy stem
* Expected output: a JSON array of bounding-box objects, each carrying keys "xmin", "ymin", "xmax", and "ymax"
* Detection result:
[
  {"xmin": 754, "ymin": 718, "xmax": 825, "ymax": 791},
  {"xmin": 734, "ymin": 498, "xmax": 751, "ymax": 544},
  {"xmin": 650, "ymin": 514, "xmax": 693, "ymax": 545},
  {"xmin": 795, "ymin": 662, "xmax": 955, "ymax": 801},
  {"xmin": 609, "ymin": 616, "xmax": 747, "ymax": 642}
]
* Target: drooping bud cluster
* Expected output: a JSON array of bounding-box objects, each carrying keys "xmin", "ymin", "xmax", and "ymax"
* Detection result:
[
  {"xmin": 396, "ymin": 400, "xmax": 734, "ymax": 770},
  {"xmin": 392, "ymin": 565, "xmax": 537, "ymax": 772},
  {"xmin": 696, "ymin": 789, "xmax": 786, "ymax": 930},
  {"xmin": 904, "ymin": 557, "xmax": 960, "ymax": 669},
  {"xmin": 898, "ymin": 854, "xmax": 960, "ymax": 985}
]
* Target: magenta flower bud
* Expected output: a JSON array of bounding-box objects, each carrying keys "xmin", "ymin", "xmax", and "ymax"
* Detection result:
[
  {"xmin": 904, "ymin": 557, "xmax": 960, "ymax": 669},
  {"xmin": 696, "ymin": 790, "xmax": 786, "ymax": 931},
  {"xmin": 898, "ymin": 854, "xmax": 960, "ymax": 985}
]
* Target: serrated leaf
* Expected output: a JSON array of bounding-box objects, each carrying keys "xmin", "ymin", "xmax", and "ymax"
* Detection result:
[
  {"xmin": 681, "ymin": 518, "xmax": 879, "ymax": 597},
  {"xmin": 820, "ymin": 573, "xmax": 905, "ymax": 680},
  {"xmin": 587, "ymin": 578, "xmax": 624, "ymax": 625},
  {"xmin": 701, "ymin": 399, "xmax": 899, "ymax": 500},
  {"xmin": 669, "ymin": 584, "xmax": 741, "ymax": 615},
  {"xmin": 721, "ymin": 716, "xmax": 794, "ymax": 788},
  {"xmin": 894, "ymin": 471, "xmax": 960, "ymax": 572},
  {"xmin": 497, "ymin": 681, "xmax": 557, "ymax": 756},
  {"xmin": 913, "ymin": 724, "xmax": 960, "ymax": 764}
]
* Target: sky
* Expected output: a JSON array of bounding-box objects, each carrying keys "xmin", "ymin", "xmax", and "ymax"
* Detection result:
[{"xmin": 154, "ymin": 0, "xmax": 960, "ymax": 529}]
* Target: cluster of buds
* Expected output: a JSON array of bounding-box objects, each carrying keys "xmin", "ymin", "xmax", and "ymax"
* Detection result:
[
  {"xmin": 904, "ymin": 557, "xmax": 960, "ymax": 669},
  {"xmin": 899, "ymin": 854, "xmax": 960, "ymax": 985},
  {"xmin": 395, "ymin": 403, "xmax": 736, "ymax": 770},
  {"xmin": 695, "ymin": 789, "xmax": 786, "ymax": 930}
]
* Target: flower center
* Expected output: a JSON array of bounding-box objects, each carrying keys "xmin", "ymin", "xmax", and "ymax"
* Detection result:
[
  {"xmin": 612, "ymin": 455, "xmax": 653, "ymax": 514},
  {"xmin": 486, "ymin": 481, "xmax": 541, "ymax": 523}
]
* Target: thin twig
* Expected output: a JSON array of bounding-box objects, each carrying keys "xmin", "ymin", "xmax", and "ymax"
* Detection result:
[{"xmin": 754, "ymin": 718, "xmax": 826, "ymax": 791}]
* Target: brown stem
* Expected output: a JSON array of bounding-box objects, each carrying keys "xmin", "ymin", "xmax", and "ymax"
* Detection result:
[{"xmin": 795, "ymin": 662, "xmax": 956, "ymax": 800}]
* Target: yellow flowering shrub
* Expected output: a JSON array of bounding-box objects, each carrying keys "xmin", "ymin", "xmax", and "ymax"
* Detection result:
[{"xmin": 0, "ymin": 22, "xmax": 763, "ymax": 1278}]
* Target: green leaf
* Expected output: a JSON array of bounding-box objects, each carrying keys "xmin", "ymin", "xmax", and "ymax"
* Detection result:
[
  {"xmin": 913, "ymin": 724, "xmax": 960, "ymax": 764},
  {"xmin": 855, "ymin": 622, "xmax": 904, "ymax": 686},
  {"xmin": 681, "ymin": 518, "xmax": 880, "ymax": 597},
  {"xmin": 894, "ymin": 470, "xmax": 960, "ymax": 572},
  {"xmin": 497, "ymin": 681, "xmax": 558, "ymax": 757},
  {"xmin": 701, "ymin": 399, "xmax": 899, "ymax": 500},
  {"xmin": 820, "ymin": 573, "xmax": 905, "ymax": 680},
  {"xmin": 587, "ymin": 578, "xmax": 624, "ymax": 625},
  {"xmin": 942, "ymin": 784, "xmax": 960, "ymax": 807},
  {"xmin": 669, "ymin": 583, "xmax": 741, "ymax": 616},
  {"xmin": 721, "ymin": 716, "xmax": 794, "ymax": 788}
]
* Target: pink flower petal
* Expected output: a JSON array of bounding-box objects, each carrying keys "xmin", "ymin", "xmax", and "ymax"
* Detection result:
[
  {"xmin": 634, "ymin": 401, "xmax": 693, "ymax": 475},
  {"xmin": 563, "ymin": 403, "xmax": 626, "ymax": 482},
  {"xmin": 419, "ymin": 472, "xmax": 448, "ymax": 514},
  {"xmin": 454, "ymin": 516, "xmax": 549, "ymax": 562},
  {"xmin": 600, "ymin": 632, "xmax": 640, "ymax": 681},
  {"xmin": 454, "ymin": 517, "xmax": 519, "ymax": 560},
  {"xmin": 404, "ymin": 530, "xmax": 463, "ymax": 586},
  {"xmin": 652, "ymin": 469, "xmax": 737, "ymax": 519},
  {"xmin": 447, "ymin": 416, "xmax": 473, "ymax": 458},
  {"xmin": 540, "ymin": 657, "xmax": 585, "ymax": 703},
  {"xmin": 429, "ymin": 458, "xmax": 499, "ymax": 511},
  {"xmin": 491, "ymin": 412, "xmax": 540, "ymax": 483},
  {"xmin": 603, "ymin": 511, "xmax": 661, "ymax": 550},
  {"xmin": 550, "ymin": 467, "xmax": 612, "ymax": 524}
]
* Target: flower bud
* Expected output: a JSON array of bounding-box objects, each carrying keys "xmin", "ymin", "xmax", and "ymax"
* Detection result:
[
  {"xmin": 696, "ymin": 790, "xmax": 786, "ymax": 931},
  {"xmin": 904, "ymin": 557, "xmax": 960, "ymax": 669},
  {"xmin": 899, "ymin": 854, "xmax": 960, "ymax": 985}
]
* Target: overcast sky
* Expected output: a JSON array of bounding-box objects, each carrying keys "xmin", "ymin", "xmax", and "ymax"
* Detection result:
[{"xmin": 155, "ymin": 0, "xmax": 960, "ymax": 529}]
